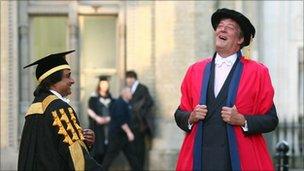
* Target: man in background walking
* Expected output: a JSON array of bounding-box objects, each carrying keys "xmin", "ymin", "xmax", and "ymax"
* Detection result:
[{"xmin": 125, "ymin": 70, "xmax": 154, "ymax": 170}]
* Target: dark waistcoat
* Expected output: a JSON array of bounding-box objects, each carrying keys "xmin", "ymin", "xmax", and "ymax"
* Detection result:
[{"xmin": 201, "ymin": 58, "xmax": 239, "ymax": 171}]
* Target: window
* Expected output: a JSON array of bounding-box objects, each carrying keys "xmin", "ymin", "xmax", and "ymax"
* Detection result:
[
  {"xmin": 30, "ymin": 16, "xmax": 68, "ymax": 61},
  {"xmin": 29, "ymin": 15, "xmax": 68, "ymax": 89},
  {"xmin": 79, "ymin": 15, "xmax": 119, "ymax": 125},
  {"xmin": 79, "ymin": 15, "xmax": 117, "ymax": 69}
]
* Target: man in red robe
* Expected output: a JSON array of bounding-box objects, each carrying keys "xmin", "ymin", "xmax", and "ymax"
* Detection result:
[{"xmin": 174, "ymin": 8, "xmax": 278, "ymax": 171}]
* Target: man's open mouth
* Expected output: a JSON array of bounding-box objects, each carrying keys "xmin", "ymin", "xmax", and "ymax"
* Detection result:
[{"xmin": 219, "ymin": 35, "xmax": 227, "ymax": 41}]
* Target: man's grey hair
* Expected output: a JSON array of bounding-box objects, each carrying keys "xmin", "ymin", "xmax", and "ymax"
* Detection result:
[{"xmin": 120, "ymin": 87, "xmax": 131, "ymax": 95}]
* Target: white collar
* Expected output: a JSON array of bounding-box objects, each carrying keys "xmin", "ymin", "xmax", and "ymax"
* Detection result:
[
  {"xmin": 131, "ymin": 80, "xmax": 139, "ymax": 94},
  {"xmin": 49, "ymin": 89, "xmax": 70, "ymax": 104},
  {"xmin": 215, "ymin": 53, "xmax": 237, "ymax": 67}
]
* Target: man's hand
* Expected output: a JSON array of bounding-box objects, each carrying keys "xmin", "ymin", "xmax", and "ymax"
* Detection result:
[
  {"xmin": 188, "ymin": 105, "xmax": 208, "ymax": 124},
  {"xmin": 83, "ymin": 128, "xmax": 95, "ymax": 147},
  {"xmin": 126, "ymin": 131, "xmax": 135, "ymax": 142},
  {"xmin": 221, "ymin": 105, "xmax": 246, "ymax": 126},
  {"xmin": 121, "ymin": 123, "xmax": 134, "ymax": 142}
]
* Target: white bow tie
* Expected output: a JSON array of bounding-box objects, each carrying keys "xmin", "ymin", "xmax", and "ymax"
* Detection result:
[{"xmin": 215, "ymin": 57, "xmax": 233, "ymax": 67}]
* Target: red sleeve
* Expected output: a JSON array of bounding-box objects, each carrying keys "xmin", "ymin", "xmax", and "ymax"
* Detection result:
[
  {"xmin": 179, "ymin": 65, "xmax": 194, "ymax": 112},
  {"xmin": 257, "ymin": 65, "xmax": 274, "ymax": 113}
]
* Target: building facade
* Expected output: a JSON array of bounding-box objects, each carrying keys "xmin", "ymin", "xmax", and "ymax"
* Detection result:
[{"xmin": 1, "ymin": 1, "xmax": 303, "ymax": 170}]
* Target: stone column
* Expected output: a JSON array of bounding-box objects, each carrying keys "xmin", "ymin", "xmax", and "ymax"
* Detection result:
[
  {"xmin": 68, "ymin": 1, "xmax": 81, "ymax": 116},
  {"xmin": 18, "ymin": 1, "xmax": 31, "ymax": 136},
  {"xmin": 126, "ymin": 1, "xmax": 155, "ymax": 91},
  {"xmin": 194, "ymin": 1, "xmax": 215, "ymax": 59},
  {"xmin": 260, "ymin": 1, "xmax": 301, "ymax": 121},
  {"xmin": 1, "ymin": 0, "xmax": 19, "ymax": 170}
]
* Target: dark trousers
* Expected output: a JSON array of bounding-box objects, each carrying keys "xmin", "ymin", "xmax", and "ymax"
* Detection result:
[
  {"xmin": 102, "ymin": 132, "xmax": 141, "ymax": 171},
  {"xmin": 133, "ymin": 130, "xmax": 146, "ymax": 169},
  {"xmin": 92, "ymin": 145, "xmax": 107, "ymax": 165}
]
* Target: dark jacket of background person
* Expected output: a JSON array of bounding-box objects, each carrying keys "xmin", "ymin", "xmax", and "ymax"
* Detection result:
[
  {"xmin": 108, "ymin": 97, "xmax": 131, "ymax": 134},
  {"xmin": 130, "ymin": 83, "xmax": 154, "ymax": 138},
  {"xmin": 103, "ymin": 96, "xmax": 141, "ymax": 171},
  {"xmin": 126, "ymin": 70, "xmax": 154, "ymax": 170}
]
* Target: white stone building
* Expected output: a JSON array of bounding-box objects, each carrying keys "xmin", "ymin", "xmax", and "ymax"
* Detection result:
[{"xmin": 1, "ymin": 1, "xmax": 303, "ymax": 170}]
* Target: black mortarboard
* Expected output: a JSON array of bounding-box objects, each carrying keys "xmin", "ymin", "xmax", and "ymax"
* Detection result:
[
  {"xmin": 211, "ymin": 8, "xmax": 256, "ymax": 47},
  {"xmin": 98, "ymin": 75, "xmax": 110, "ymax": 81},
  {"xmin": 23, "ymin": 50, "xmax": 75, "ymax": 83}
]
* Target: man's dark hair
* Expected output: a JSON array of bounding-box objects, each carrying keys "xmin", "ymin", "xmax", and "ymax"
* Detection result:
[
  {"xmin": 125, "ymin": 70, "xmax": 137, "ymax": 80},
  {"xmin": 33, "ymin": 70, "xmax": 63, "ymax": 97}
]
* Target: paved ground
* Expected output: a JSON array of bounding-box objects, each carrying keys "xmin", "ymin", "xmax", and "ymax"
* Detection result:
[{"xmin": 1, "ymin": 146, "xmax": 303, "ymax": 171}]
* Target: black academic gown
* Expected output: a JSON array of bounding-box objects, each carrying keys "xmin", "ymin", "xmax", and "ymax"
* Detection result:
[
  {"xmin": 18, "ymin": 91, "xmax": 101, "ymax": 171},
  {"xmin": 88, "ymin": 94, "xmax": 112, "ymax": 163}
]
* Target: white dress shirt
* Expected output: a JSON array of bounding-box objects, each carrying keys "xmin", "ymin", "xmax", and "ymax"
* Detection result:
[
  {"xmin": 214, "ymin": 53, "xmax": 237, "ymax": 97},
  {"xmin": 50, "ymin": 89, "xmax": 70, "ymax": 104},
  {"xmin": 131, "ymin": 80, "xmax": 139, "ymax": 94},
  {"xmin": 214, "ymin": 53, "xmax": 248, "ymax": 131}
]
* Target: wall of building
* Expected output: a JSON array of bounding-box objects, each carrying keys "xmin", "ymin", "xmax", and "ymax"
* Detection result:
[
  {"xmin": 0, "ymin": 1, "xmax": 303, "ymax": 170},
  {"xmin": 0, "ymin": 1, "xmax": 19, "ymax": 170},
  {"xmin": 259, "ymin": 1, "xmax": 303, "ymax": 122}
]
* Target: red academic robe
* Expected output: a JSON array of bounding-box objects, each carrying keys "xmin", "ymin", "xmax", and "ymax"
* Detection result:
[{"xmin": 176, "ymin": 56, "xmax": 275, "ymax": 171}]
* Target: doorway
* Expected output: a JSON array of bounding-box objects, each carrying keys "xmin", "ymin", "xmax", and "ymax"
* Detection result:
[{"xmin": 79, "ymin": 15, "xmax": 120, "ymax": 126}]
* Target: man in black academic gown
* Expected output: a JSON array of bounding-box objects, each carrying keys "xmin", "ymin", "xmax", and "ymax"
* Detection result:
[
  {"xmin": 125, "ymin": 70, "xmax": 154, "ymax": 170},
  {"xmin": 18, "ymin": 50, "xmax": 102, "ymax": 171}
]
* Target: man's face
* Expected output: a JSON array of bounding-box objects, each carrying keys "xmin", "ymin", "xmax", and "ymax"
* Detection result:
[
  {"xmin": 215, "ymin": 18, "xmax": 244, "ymax": 53},
  {"xmin": 53, "ymin": 69, "xmax": 75, "ymax": 97},
  {"xmin": 126, "ymin": 77, "xmax": 135, "ymax": 87},
  {"xmin": 121, "ymin": 88, "xmax": 132, "ymax": 101}
]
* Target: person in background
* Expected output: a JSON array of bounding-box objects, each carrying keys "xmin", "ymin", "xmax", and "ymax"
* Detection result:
[
  {"xmin": 87, "ymin": 75, "xmax": 112, "ymax": 164},
  {"xmin": 102, "ymin": 87, "xmax": 141, "ymax": 171},
  {"xmin": 125, "ymin": 70, "xmax": 154, "ymax": 170}
]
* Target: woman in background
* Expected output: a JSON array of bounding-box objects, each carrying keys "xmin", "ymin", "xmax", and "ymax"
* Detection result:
[{"xmin": 87, "ymin": 75, "xmax": 113, "ymax": 164}]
